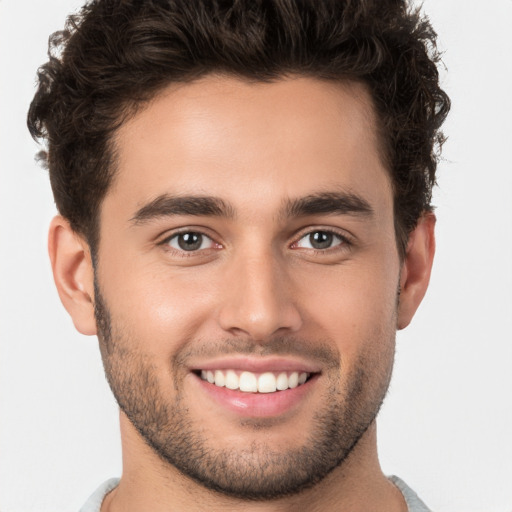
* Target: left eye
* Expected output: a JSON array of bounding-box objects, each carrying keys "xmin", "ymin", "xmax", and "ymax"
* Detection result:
[
  {"xmin": 295, "ymin": 230, "xmax": 345, "ymax": 250},
  {"xmin": 167, "ymin": 232, "xmax": 214, "ymax": 252}
]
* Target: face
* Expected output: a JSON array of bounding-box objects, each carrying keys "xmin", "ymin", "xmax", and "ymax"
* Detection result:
[{"xmin": 94, "ymin": 76, "xmax": 401, "ymax": 498}]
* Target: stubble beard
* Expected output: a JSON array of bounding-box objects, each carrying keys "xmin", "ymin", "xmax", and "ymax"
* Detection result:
[{"xmin": 94, "ymin": 280, "xmax": 396, "ymax": 500}]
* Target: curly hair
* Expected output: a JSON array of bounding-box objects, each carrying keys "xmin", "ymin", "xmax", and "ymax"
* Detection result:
[{"xmin": 28, "ymin": 0, "xmax": 450, "ymax": 258}]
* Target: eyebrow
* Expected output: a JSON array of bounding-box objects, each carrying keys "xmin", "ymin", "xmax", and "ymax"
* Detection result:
[
  {"xmin": 130, "ymin": 190, "xmax": 374, "ymax": 226},
  {"xmin": 130, "ymin": 194, "xmax": 235, "ymax": 225},
  {"xmin": 281, "ymin": 192, "xmax": 374, "ymax": 220}
]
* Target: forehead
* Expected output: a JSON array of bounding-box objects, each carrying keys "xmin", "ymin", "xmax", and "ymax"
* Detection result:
[{"xmin": 106, "ymin": 75, "xmax": 391, "ymax": 220}]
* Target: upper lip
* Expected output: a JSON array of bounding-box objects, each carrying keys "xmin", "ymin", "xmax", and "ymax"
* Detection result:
[{"xmin": 189, "ymin": 356, "xmax": 322, "ymax": 374}]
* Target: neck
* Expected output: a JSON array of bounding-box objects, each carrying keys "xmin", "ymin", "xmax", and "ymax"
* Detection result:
[{"xmin": 102, "ymin": 413, "xmax": 406, "ymax": 512}]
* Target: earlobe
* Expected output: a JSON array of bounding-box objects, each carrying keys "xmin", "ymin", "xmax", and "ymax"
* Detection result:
[
  {"xmin": 48, "ymin": 216, "xmax": 97, "ymax": 335},
  {"xmin": 397, "ymin": 212, "xmax": 436, "ymax": 330}
]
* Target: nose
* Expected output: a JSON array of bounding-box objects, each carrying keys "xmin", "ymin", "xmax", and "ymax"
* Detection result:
[{"xmin": 217, "ymin": 247, "xmax": 303, "ymax": 341}]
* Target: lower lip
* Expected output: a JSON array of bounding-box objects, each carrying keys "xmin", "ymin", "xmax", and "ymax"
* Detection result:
[{"xmin": 193, "ymin": 374, "xmax": 317, "ymax": 418}]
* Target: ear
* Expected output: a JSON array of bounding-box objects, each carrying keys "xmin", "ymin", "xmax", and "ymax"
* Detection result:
[
  {"xmin": 48, "ymin": 215, "xmax": 97, "ymax": 335},
  {"xmin": 397, "ymin": 212, "xmax": 436, "ymax": 330}
]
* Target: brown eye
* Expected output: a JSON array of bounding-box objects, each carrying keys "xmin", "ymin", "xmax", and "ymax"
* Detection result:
[
  {"xmin": 168, "ymin": 232, "xmax": 212, "ymax": 251},
  {"xmin": 309, "ymin": 231, "xmax": 333, "ymax": 249},
  {"xmin": 296, "ymin": 230, "xmax": 344, "ymax": 250}
]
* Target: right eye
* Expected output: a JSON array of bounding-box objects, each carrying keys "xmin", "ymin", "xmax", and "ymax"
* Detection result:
[{"xmin": 166, "ymin": 232, "xmax": 215, "ymax": 252}]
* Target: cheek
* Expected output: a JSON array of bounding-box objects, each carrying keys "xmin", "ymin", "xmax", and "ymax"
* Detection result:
[
  {"xmin": 99, "ymin": 260, "xmax": 222, "ymax": 355},
  {"xmin": 294, "ymin": 259, "xmax": 399, "ymax": 354},
  {"xmin": 97, "ymin": 237, "xmax": 400, "ymax": 362}
]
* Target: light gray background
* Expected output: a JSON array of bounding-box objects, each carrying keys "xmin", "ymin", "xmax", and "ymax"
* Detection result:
[{"xmin": 1, "ymin": 1, "xmax": 511, "ymax": 511}]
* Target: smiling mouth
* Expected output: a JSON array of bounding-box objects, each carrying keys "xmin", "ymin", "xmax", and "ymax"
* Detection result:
[{"xmin": 198, "ymin": 369, "xmax": 312, "ymax": 393}]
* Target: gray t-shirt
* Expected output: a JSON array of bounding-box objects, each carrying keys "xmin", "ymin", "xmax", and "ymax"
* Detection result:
[{"xmin": 80, "ymin": 475, "xmax": 431, "ymax": 512}]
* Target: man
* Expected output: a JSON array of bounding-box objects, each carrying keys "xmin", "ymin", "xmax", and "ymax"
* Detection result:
[{"xmin": 28, "ymin": 0, "xmax": 449, "ymax": 510}]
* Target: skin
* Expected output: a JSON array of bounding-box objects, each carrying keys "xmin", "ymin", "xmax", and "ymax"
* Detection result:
[{"xmin": 49, "ymin": 76, "xmax": 435, "ymax": 511}]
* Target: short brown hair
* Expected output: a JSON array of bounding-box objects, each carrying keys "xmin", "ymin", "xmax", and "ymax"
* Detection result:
[{"xmin": 28, "ymin": 0, "xmax": 450, "ymax": 257}]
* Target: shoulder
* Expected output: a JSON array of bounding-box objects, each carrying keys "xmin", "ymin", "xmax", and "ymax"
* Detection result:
[
  {"xmin": 389, "ymin": 475, "xmax": 432, "ymax": 512},
  {"xmin": 79, "ymin": 478, "xmax": 120, "ymax": 512}
]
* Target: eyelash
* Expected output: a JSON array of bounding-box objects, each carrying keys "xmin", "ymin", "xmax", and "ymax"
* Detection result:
[
  {"xmin": 159, "ymin": 229, "xmax": 220, "ymax": 258},
  {"xmin": 158, "ymin": 227, "xmax": 354, "ymax": 257},
  {"xmin": 291, "ymin": 228, "xmax": 353, "ymax": 254}
]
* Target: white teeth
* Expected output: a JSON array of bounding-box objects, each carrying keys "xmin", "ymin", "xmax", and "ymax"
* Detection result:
[
  {"xmin": 199, "ymin": 369, "xmax": 311, "ymax": 393},
  {"xmin": 288, "ymin": 372, "xmax": 299, "ymax": 389},
  {"xmin": 276, "ymin": 372, "xmax": 288, "ymax": 390},
  {"xmin": 214, "ymin": 370, "xmax": 225, "ymax": 387},
  {"xmin": 258, "ymin": 372, "xmax": 277, "ymax": 393},
  {"xmin": 239, "ymin": 371, "xmax": 258, "ymax": 392},
  {"xmin": 225, "ymin": 370, "xmax": 239, "ymax": 390}
]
